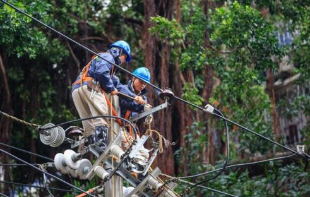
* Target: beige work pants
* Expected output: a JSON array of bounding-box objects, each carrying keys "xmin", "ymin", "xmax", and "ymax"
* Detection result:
[{"xmin": 72, "ymin": 85, "xmax": 109, "ymax": 137}]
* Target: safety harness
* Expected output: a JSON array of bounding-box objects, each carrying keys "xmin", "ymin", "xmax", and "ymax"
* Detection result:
[{"xmin": 72, "ymin": 55, "xmax": 122, "ymax": 126}]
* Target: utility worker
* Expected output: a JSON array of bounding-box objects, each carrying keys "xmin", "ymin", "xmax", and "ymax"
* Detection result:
[
  {"xmin": 71, "ymin": 40, "xmax": 131, "ymax": 152},
  {"xmin": 118, "ymin": 67, "xmax": 152, "ymax": 120}
]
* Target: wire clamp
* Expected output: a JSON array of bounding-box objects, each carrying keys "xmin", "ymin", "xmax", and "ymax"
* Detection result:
[
  {"xmin": 204, "ymin": 104, "xmax": 215, "ymax": 114},
  {"xmin": 297, "ymin": 145, "xmax": 305, "ymax": 154}
]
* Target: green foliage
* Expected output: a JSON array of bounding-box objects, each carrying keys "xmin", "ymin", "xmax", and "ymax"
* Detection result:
[
  {"xmin": 211, "ymin": 2, "xmax": 282, "ymax": 71},
  {"xmin": 175, "ymin": 121, "xmax": 209, "ymax": 179},
  {"xmin": 181, "ymin": 83, "xmax": 204, "ymax": 109},
  {"xmin": 149, "ymin": 16, "xmax": 185, "ymax": 45}
]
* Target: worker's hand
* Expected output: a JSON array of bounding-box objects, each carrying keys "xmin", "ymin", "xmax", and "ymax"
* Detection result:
[
  {"xmin": 110, "ymin": 89, "xmax": 118, "ymax": 95},
  {"xmin": 144, "ymin": 104, "xmax": 152, "ymax": 111},
  {"xmin": 135, "ymin": 96, "xmax": 146, "ymax": 105}
]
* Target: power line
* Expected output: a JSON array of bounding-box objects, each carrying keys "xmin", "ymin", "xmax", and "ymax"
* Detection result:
[
  {"xmin": 0, "ymin": 142, "xmax": 53, "ymax": 162},
  {"xmin": 163, "ymin": 153, "xmax": 296, "ymax": 180},
  {"xmin": 0, "ymin": 180, "xmax": 72, "ymax": 192},
  {"xmin": 184, "ymin": 109, "xmax": 230, "ymax": 194},
  {"xmin": 0, "ymin": 1, "xmax": 309, "ymax": 196},
  {"xmin": 38, "ymin": 115, "xmax": 138, "ymax": 135},
  {"xmin": 0, "ymin": 148, "xmax": 96, "ymax": 197},
  {"xmin": 0, "ymin": 0, "xmax": 161, "ymax": 92},
  {"xmin": 43, "ymin": 173, "xmax": 55, "ymax": 197},
  {"xmin": 177, "ymin": 178, "xmax": 237, "ymax": 197},
  {"xmin": 0, "ymin": 0, "xmax": 308, "ymax": 162},
  {"xmin": 0, "ymin": 163, "xmax": 37, "ymax": 166},
  {"xmin": 0, "ymin": 192, "xmax": 9, "ymax": 197}
]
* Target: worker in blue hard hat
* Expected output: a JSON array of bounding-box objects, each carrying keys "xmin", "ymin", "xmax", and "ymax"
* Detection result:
[
  {"xmin": 118, "ymin": 67, "xmax": 152, "ymax": 121},
  {"xmin": 71, "ymin": 40, "xmax": 131, "ymax": 153}
]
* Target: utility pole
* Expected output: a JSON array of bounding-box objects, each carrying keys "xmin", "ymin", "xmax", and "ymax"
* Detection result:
[{"xmin": 106, "ymin": 95, "xmax": 123, "ymax": 197}]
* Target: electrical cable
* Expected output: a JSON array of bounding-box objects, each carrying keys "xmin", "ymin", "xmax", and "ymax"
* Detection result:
[
  {"xmin": 210, "ymin": 111, "xmax": 308, "ymax": 158},
  {"xmin": 0, "ymin": 142, "xmax": 53, "ymax": 162},
  {"xmin": 0, "ymin": 0, "xmax": 161, "ymax": 92},
  {"xmin": 168, "ymin": 154, "xmax": 296, "ymax": 196},
  {"xmin": 0, "ymin": 148, "xmax": 96, "ymax": 197},
  {"xmin": 43, "ymin": 173, "xmax": 55, "ymax": 197},
  {"xmin": 0, "ymin": 163, "xmax": 38, "ymax": 166},
  {"xmin": 180, "ymin": 109, "xmax": 230, "ymax": 195},
  {"xmin": 1, "ymin": 3, "xmax": 309, "ymax": 196},
  {"xmin": 177, "ymin": 178, "xmax": 237, "ymax": 197},
  {"xmin": 174, "ymin": 153, "xmax": 296, "ymax": 179},
  {"xmin": 38, "ymin": 115, "xmax": 138, "ymax": 135},
  {"xmin": 0, "ymin": 180, "xmax": 72, "ymax": 192},
  {"xmin": 0, "ymin": 0, "xmax": 308, "ymax": 161},
  {"xmin": 0, "ymin": 192, "xmax": 9, "ymax": 197}
]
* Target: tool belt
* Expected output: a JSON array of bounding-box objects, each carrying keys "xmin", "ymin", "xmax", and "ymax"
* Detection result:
[{"xmin": 86, "ymin": 80, "xmax": 99, "ymax": 92}]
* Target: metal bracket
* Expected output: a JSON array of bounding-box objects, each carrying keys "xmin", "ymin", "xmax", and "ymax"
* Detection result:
[
  {"xmin": 86, "ymin": 135, "xmax": 122, "ymax": 179},
  {"xmin": 130, "ymin": 102, "xmax": 168, "ymax": 122},
  {"xmin": 126, "ymin": 167, "xmax": 161, "ymax": 197},
  {"xmin": 129, "ymin": 135, "xmax": 149, "ymax": 159},
  {"xmin": 105, "ymin": 158, "xmax": 153, "ymax": 197},
  {"xmin": 142, "ymin": 148, "xmax": 158, "ymax": 176},
  {"xmin": 158, "ymin": 182, "xmax": 178, "ymax": 197},
  {"xmin": 70, "ymin": 137, "xmax": 86, "ymax": 149}
]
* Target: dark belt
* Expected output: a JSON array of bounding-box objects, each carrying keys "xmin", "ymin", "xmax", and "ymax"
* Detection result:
[{"xmin": 86, "ymin": 80, "xmax": 100, "ymax": 92}]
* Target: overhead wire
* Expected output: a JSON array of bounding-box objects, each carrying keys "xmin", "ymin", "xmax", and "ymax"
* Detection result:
[
  {"xmin": 43, "ymin": 173, "xmax": 55, "ymax": 197},
  {"xmin": 175, "ymin": 108, "xmax": 230, "ymax": 196},
  {"xmin": 0, "ymin": 1, "xmax": 309, "ymax": 196},
  {"xmin": 177, "ymin": 153, "xmax": 297, "ymax": 179},
  {"xmin": 38, "ymin": 115, "xmax": 138, "ymax": 135},
  {"xmin": 190, "ymin": 109, "xmax": 230, "ymax": 181},
  {"xmin": 0, "ymin": 148, "xmax": 96, "ymax": 197},
  {"xmin": 0, "ymin": 192, "xmax": 9, "ymax": 197},
  {"xmin": 162, "ymin": 153, "xmax": 297, "ymax": 182},
  {"xmin": 177, "ymin": 178, "xmax": 237, "ymax": 197},
  {"xmin": 0, "ymin": 142, "xmax": 53, "ymax": 162},
  {"xmin": 0, "ymin": 180, "xmax": 72, "ymax": 192},
  {"xmin": 0, "ymin": 0, "xmax": 307, "ymax": 162},
  {"xmin": 163, "ymin": 153, "xmax": 296, "ymax": 196},
  {"xmin": 0, "ymin": 163, "xmax": 39, "ymax": 166}
]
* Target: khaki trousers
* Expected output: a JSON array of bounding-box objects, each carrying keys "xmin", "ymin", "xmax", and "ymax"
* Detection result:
[{"xmin": 72, "ymin": 85, "xmax": 109, "ymax": 137}]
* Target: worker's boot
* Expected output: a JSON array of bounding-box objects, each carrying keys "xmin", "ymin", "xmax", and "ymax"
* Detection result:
[
  {"xmin": 94, "ymin": 125, "xmax": 109, "ymax": 151},
  {"xmin": 87, "ymin": 126, "xmax": 109, "ymax": 155}
]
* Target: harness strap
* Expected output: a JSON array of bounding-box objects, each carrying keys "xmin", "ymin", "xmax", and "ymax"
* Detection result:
[
  {"xmin": 74, "ymin": 54, "xmax": 123, "ymax": 126},
  {"xmin": 98, "ymin": 87, "xmax": 123, "ymax": 126},
  {"xmin": 72, "ymin": 55, "xmax": 97, "ymax": 87},
  {"xmin": 124, "ymin": 110, "xmax": 131, "ymax": 120}
]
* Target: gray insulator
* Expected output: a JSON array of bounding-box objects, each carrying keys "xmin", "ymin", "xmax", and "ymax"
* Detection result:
[
  {"xmin": 94, "ymin": 166, "xmax": 109, "ymax": 180},
  {"xmin": 40, "ymin": 123, "xmax": 65, "ymax": 147}
]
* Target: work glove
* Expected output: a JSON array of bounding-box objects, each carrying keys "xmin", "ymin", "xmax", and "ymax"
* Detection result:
[
  {"xmin": 144, "ymin": 104, "xmax": 152, "ymax": 112},
  {"xmin": 135, "ymin": 96, "xmax": 146, "ymax": 105}
]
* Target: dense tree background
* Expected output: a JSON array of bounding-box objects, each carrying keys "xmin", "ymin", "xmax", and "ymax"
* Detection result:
[{"xmin": 1, "ymin": 0, "xmax": 310, "ymax": 196}]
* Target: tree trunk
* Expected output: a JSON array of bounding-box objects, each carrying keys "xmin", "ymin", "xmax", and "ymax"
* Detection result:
[
  {"xmin": 0, "ymin": 53, "xmax": 13, "ymax": 194},
  {"xmin": 267, "ymin": 69, "xmax": 279, "ymax": 141},
  {"xmin": 143, "ymin": 0, "xmax": 175, "ymax": 175},
  {"xmin": 201, "ymin": 0, "xmax": 217, "ymax": 165}
]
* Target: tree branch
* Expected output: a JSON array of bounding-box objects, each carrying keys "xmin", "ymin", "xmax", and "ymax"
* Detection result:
[
  {"xmin": 80, "ymin": 36, "xmax": 105, "ymax": 41},
  {"xmin": 66, "ymin": 41, "xmax": 81, "ymax": 72},
  {"xmin": 124, "ymin": 17, "xmax": 143, "ymax": 26},
  {"xmin": 0, "ymin": 54, "xmax": 11, "ymax": 103}
]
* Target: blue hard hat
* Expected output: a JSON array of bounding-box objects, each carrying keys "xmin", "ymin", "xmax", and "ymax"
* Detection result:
[
  {"xmin": 110, "ymin": 40, "xmax": 131, "ymax": 62},
  {"xmin": 133, "ymin": 67, "xmax": 151, "ymax": 83}
]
